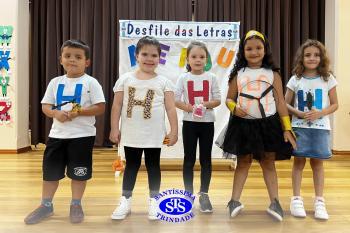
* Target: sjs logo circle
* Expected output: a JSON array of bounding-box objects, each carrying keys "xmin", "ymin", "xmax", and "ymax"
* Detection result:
[{"xmin": 154, "ymin": 189, "xmax": 195, "ymax": 223}]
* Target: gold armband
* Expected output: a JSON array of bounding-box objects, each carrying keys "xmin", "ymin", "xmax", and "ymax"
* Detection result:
[
  {"xmin": 281, "ymin": 116, "xmax": 296, "ymax": 137},
  {"xmin": 280, "ymin": 116, "xmax": 292, "ymax": 131},
  {"xmin": 227, "ymin": 101, "xmax": 237, "ymax": 113}
]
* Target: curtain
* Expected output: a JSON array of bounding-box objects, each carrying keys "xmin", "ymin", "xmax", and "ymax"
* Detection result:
[
  {"xmin": 194, "ymin": 0, "xmax": 325, "ymax": 85},
  {"xmin": 29, "ymin": 0, "xmax": 192, "ymax": 146}
]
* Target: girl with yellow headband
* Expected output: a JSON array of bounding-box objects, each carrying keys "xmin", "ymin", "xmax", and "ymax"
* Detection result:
[{"xmin": 222, "ymin": 30, "xmax": 296, "ymax": 221}]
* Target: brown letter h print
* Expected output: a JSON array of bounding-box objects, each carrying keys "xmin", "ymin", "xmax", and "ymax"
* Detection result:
[{"xmin": 127, "ymin": 86, "xmax": 155, "ymax": 119}]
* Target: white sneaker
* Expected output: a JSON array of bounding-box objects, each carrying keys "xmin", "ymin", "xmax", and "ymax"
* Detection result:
[
  {"xmin": 314, "ymin": 198, "xmax": 329, "ymax": 220},
  {"xmin": 148, "ymin": 198, "xmax": 159, "ymax": 220},
  {"xmin": 111, "ymin": 196, "xmax": 131, "ymax": 220},
  {"xmin": 290, "ymin": 196, "xmax": 306, "ymax": 218}
]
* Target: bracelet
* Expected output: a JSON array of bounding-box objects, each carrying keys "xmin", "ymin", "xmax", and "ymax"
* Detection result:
[
  {"xmin": 280, "ymin": 116, "xmax": 292, "ymax": 131},
  {"xmin": 227, "ymin": 101, "xmax": 236, "ymax": 112},
  {"xmin": 71, "ymin": 103, "xmax": 82, "ymax": 114}
]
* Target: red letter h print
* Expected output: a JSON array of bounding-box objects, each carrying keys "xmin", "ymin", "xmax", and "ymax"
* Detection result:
[{"xmin": 187, "ymin": 80, "xmax": 209, "ymax": 105}]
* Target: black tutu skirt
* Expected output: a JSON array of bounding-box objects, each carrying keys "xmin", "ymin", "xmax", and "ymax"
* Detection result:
[{"xmin": 222, "ymin": 113, "xmax": 292, "ymax": 161}]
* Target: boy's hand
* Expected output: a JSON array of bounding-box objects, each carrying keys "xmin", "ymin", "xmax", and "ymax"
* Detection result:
[
  {"xmin": 109, "ymin": 129, "xmax": 121, "ymax": 144},
  {"xmin": 53, "ymin": 110, "xmax": 70, "ymax": 122},
  {"xmin": 164, "ymin": 133, "xmax": 178, "ymax": 146},
  {"xmin": 67, "ymin": 111, "xmax": 79, "ymax": 120},
  {"xmin": 283, "ymin": 131, "xmax": 297, "ymax": 150}
]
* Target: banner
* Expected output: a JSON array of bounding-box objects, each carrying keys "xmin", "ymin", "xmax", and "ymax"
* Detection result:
[{"xmin": 119, "ymin": 20, "xmax": 240, "ymax": 158}]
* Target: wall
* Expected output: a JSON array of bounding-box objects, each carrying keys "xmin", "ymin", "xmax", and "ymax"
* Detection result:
[
  {"xmin": 326, "ymin": 0, "xmax": 350, "ymax": 151},
  {"xmin": 0, "ymin": 0, "xmax": 30, "ymax": 152}
]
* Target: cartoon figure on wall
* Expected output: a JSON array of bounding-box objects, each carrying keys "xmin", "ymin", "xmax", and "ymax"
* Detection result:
[
  {"xmin": 0, "ymin": 26, "xmax": 13, "ymax": 48},
  {"xmin": 0, "ymin": 25, "xmax": 13, "ymax": 126},
  {"xmin": 0, "ymin": 68, "xmax": 10, "ymax": 97},
  {"xmin": 0, "ymin": 98, "xmax": 11, "ymax": 124},
  {"xmin": 0, "ymin": 49, "xmax": 11, "ymax": 71}
]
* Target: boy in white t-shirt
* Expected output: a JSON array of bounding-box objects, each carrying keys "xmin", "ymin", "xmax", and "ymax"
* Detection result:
[{"xmin": 24, "ymin": 40, "xmax": 105, "ymax": 224}]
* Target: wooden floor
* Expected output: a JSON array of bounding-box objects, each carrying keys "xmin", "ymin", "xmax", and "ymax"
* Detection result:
[{"xmin": 1, "ymin": 148, "xmax": 350, "ymax": 233}]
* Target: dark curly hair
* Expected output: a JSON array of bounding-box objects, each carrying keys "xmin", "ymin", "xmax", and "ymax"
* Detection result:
[
  {"xmin": 228, "ymin": 31, "xmax": 279, "ymax": 83},
  {"xmin": 292, "ymin": 39, "xmax": 331, "ymax": 81}
]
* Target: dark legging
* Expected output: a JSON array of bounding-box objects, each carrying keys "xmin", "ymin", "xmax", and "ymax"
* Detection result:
[
  {"xmin": 182, "ymin": 121, "xmax": 214, "ymax": 194},
  {"xmin": 122, "ymin": 146, "xmax": 161, "ymax": 198}
]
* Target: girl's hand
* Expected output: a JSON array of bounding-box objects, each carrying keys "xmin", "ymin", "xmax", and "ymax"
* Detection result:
[
  {"xmin": 283, "ymin": 131, "xmax": 297, "ymax": 150},
  {"xmin": 54, "ymin": 110, "xmax": 70, "ymax": 123},
  {"xmin": 165, "ymin": 133, "xmax": 178, "ymax": 146},
  {"xmin": 109, "ymin": 129, "xmax": 121, "ymax": 144},
  {"xmin": 304, "ymin": 109, "xmax": 323, "ymax": 121},
  {"xmin": 297, "ymin": 111, "xmax": 307, "ymax": 119},
  {"xmin": 233, "ymin": 106, "xmax": 248, "ymax": 118},
  {"xmin": 185, "ymin": 104, "xmax": 194, "ymax": 113}
]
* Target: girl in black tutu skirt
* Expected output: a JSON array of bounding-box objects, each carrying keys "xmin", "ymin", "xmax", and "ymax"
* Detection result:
[{"xmin": 223, "ymin": 30, "xmax": 296, "ymax": 221}]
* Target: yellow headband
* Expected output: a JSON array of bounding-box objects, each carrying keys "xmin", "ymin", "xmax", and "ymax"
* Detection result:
[{"xmin": 245, "ymin": 30, "xmax": 265, "ymax": 42}]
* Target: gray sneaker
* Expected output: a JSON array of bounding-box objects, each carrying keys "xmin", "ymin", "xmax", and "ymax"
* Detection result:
[
  {"xmin": 227, "ymin": 200, "xmax": 244, "ymax": 218},
  {"xmin": 70, "ymin": 204, "xmax": 84, "ymax": 223},
  {"xmin": 267, "ymin": 198, "xmax": 284, "ymax": 221},
  {"xmin": 24, "ymin": 205, "xmax": 53, "ymax": 224},
  {"xmin": 199, "ymin": 193, "xmax": 213, "ymax": 213}
]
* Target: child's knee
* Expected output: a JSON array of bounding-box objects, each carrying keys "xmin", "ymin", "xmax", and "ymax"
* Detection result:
[
  {"xmin": 237, "ymin": 158, "xmax": 252, "ymax": 170},
  {"xmin": 310, "ymin": 158, "xmax": 323, "ymax": 170},
  {"xmin": 293, "ymin": 157, "xmax": 306, "ymax": 169},
  {"xmin": 259, "ymin": 159, "xmax": 275, "ymax": 171}
]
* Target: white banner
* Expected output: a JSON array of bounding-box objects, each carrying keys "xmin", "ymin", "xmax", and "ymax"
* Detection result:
[
  {"xmin": 118, "ymin": 20, "xmax": 240, "ymax": 158},
  {"xmin": 120, "ymin": 20, "xmax": 240, "ymax": 41}
]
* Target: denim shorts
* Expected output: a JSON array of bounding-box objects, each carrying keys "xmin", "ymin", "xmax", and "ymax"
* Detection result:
[{"xmin": 293, "ymin": 128, "xmax": 331, "ymax": 159}]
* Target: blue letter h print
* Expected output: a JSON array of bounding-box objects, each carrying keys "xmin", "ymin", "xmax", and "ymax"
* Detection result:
[
  {"xmin": 56, "ymin": 84, "xmax": 83, "ymax": 110},
  {"xmin": 297, "ymin": 89, "xmax": 322, "ymax": 111}
]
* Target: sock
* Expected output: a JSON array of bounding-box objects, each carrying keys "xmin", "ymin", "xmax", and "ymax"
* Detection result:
[
  {"xmin": 71, "ymin": 199, "xmax": 81, "ymax": 206},
  {"xmin": 41, "ymin": 198, "xmax": 53, "ymax": 208}
]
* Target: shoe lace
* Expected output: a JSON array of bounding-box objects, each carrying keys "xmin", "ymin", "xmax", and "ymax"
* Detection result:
[
  {"xmin": 292, "ymin": 199, "xmax": 305, "ymax": 209},
  {"xmin": 31, "ymin": 205, "xmax": 46, "ymax": 216},
  {"xmin": 149, "ymin": 198, "xmax": 157, "ymax": 207},
  {"xmin": 315, "ymin": 200, "xmax": 326, "ymax": 211},
  {"xmin": 200, "ymin": 194, "xmax": 210, "ymax": 202},
  {"xmin": 271, "ymin": 199, "xmax": 283, "ymax": 216},
  {"xmin": 227, "ymin": 200, "xmax": 240, "ymax": 208},
  {"xmin": 118, "ymin": 198, "xmax": 129, "ymax": 210}
]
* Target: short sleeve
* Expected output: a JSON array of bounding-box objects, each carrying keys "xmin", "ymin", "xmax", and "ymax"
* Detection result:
[
  {"xmin": 41, "ymin": 80, "xmax": 55, "ymax": 104},
  {"xmin": 286, "ymin": 76, "xmax": 297, "ymax": 92},
  {"xmin": 113, "ymin": 74, "xmax": 127, "ymax": 93},
  {"xmin": 211, "ymin": 73, "xmax": 221, "ymax": 100},
  {"xmin": 174, "ymin": 74, "xmax": 184, "ymax": 101},
  {"xmin": 327, "ymin": 74, "xmax": 337, "ymax": 90},
  {"xmin": 164, "ymin": 78, "xmax": 175, "ymax": 92},
  {"xmin": 89, "ymin": 79, "xmax": 105, "ymax": 104}
]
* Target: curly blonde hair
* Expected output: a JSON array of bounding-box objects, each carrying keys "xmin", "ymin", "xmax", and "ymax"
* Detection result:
[{"xmin": 292, "ymin": 39, "xmax": 332, "ymax": 81}]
